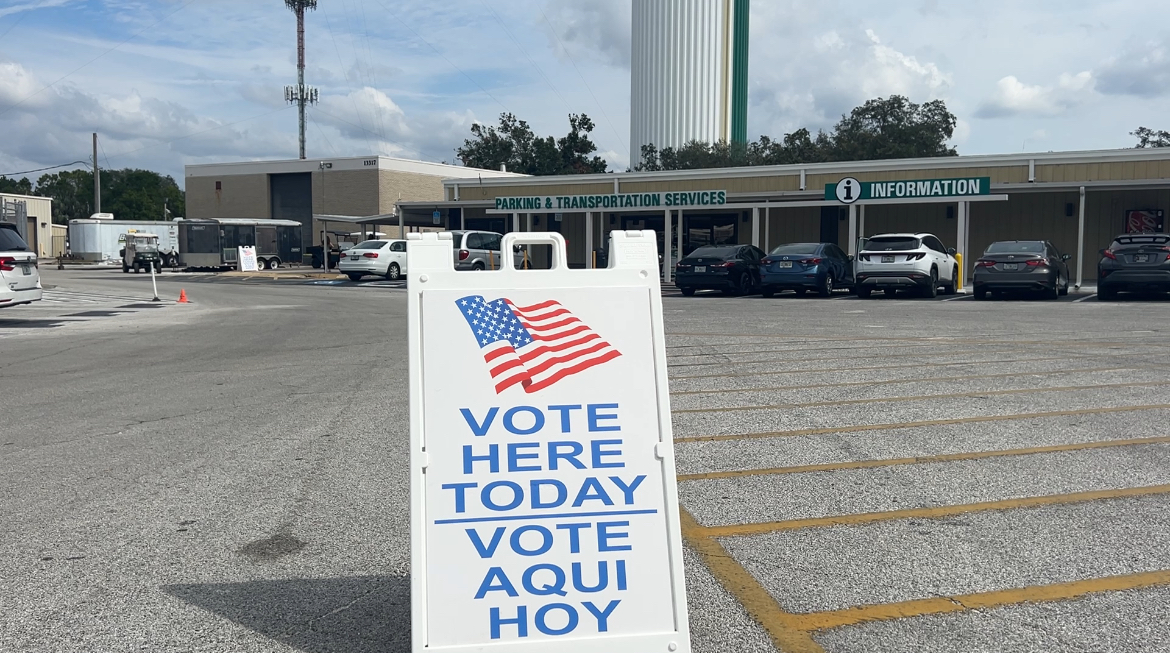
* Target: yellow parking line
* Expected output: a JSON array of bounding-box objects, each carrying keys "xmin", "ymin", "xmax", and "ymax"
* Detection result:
[
  {"xmin": 670, "ymin": 353, "xmax": 1071, "ymax": 380},
  {"xmin": 670, "ymin": 366, "xmax": 1130, "ymax": 396},
  {"xmin": 672, "ymin": 380, "xmax": 1170, "ymax": 414},
  {"xmin": 679, "ymin": 508, "xmax": 826, "ymax": 653},
  {"xmin": 791, "ymin": 569, "xmax": 1170, "ymax": 632},
  {"xmin": 677, "ymin": 436, "xmax": 1170, "ymax": 481},
  {"xmin": 696, "ymin": 484, "xmax": 1170, "ymax": 538}
]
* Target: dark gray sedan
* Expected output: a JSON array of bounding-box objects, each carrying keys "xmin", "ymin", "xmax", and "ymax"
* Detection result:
[{"xmin": 972, "ymin": 240, "xmax": 1071, "ymax": 300}]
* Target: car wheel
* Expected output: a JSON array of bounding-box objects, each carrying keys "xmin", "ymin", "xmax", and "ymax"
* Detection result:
[
  {"xmin": 347, "ymin": 273, "xmax": 363, "ymax": 282},
  {"xmin": 922, "ymin": 269, "xmax": 938, "ymax": 298},
  {"xmin": 738, "ymin": 272, "xmax": 752, "ymax": 296},
  {"xmin": 472, "ymin": 262, "xmax": 485, "ymax": 271},
  {"xmin": 1044, "ymin": 280, "xmax": 1059, "ymax": 300},
  {"xmin": 818, "ymin": 274, "xmax": 834, "ymax": 297},
  {"xmin": 122, "ymin": 265, "xmax": 129, "ymax": 273},
  {"xmin": 856, "ymin": 287, "xmax": 872, "ymax": 299},
  {"xmin": 387, "ymin": 263, "xmax": 401, "ymax": 280},
  {"xmin": 681, "ymin": 287, "xmax": 696, "ymax": 296},
  {"xmin": 943, "ymin": 267, "xmax": 958, "ymax": 294},
  {"xmin": 1059, "ymin": 278, "xmax": 1069, "ymax": 296},
  {"xmin": 133, "ymin": 263, "xmax": 140, "ymax": 273}
]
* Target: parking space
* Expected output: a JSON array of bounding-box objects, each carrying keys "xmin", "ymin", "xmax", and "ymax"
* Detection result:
[{"xmin": 664, "ymin": 292, "xmax": 1170, "ymax": 653}]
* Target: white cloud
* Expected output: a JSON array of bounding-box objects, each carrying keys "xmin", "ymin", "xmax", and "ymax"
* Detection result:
[
  {"xmin": 976, "ymin": 71, "xmax": 1094, "ymax": 118},
  {"xmin": 541, "ymin": 0, "xmax": 630, "ymax": 69},
  {"xmin": 1096, "ymin": 40, "xmax": 1170, "ymax": 97}
]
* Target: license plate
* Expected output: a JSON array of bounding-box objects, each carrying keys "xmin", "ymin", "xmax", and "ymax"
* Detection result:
[
  {"xmin": 1003, "ymin": 263, "xmax": 1017, "ymax": 270},
  {"xmin": 881, "ymin": 255, "xmax": 895, "ymax": 263},
  {"xmin": 21, "ymin": 264, "xmax": 31, "ymax": 275},
  {"xmin": 1136, "ymin": 254, "xmax": 1149, "ymax": 263},
  {"xmin": 695, "ymin": 266, "xmax": 706, "ymax": 273},
  {"xmin": 778, "ymin": 261, "xmax": 792, "ymax": 268},
  {"xmin": 350, "ymin": 255, "xmax": 360, "ymax": 260}
]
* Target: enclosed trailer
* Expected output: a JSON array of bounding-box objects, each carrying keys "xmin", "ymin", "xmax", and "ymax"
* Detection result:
[
  {"xmin": 68, "ymin": 219, "xmax": 180, "ymax": 265},
  {"xmin": 177, "ymin": 219, "xmax": 301, "ymax": 270}
]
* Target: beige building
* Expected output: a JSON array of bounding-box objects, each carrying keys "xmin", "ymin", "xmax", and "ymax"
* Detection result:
[
  {"xmin": 184, "ymin": 156, "xmax": 522, "ymax": 250},
  {"xmin": 396, "ymin": 147, "xmax": 1170, "ymax": 287},
  {"xmin": 0, "ymin": 193, "xmax": 54, "ymax": 258}
]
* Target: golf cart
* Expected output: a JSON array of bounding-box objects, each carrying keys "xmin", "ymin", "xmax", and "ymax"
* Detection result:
[{"xmin": 122, "ymin": 233, "xmax": 162, "ymax": 273}]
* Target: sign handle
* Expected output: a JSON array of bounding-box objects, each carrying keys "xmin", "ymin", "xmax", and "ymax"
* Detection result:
[{"xmin": 499, "ymin": 232, "xmax": 567, "ymax": 271}]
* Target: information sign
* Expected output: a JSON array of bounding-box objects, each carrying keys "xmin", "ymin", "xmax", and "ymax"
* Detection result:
[
  {"xmin": 407, "ymin": 230, "xmax": 690, "ymax": 653},
  {"xmin": 238, "ymin": 246, "xmax": 259, "ymax": 272},
  {"xmin": 826, "ymin": 176, "xmax": 992, "ymax": 203}
]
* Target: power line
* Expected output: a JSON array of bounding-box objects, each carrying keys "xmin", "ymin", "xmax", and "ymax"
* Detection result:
[
  {"xmin": 0, "ymin": 160, "xmax": 89, "ymax": 177},
  {"xmin": 483, "ymin": 2, "xmax": 573, "ymax": 116},
  {"xmin": 0, "ymin": 0, "xmax": 50, "ymax": 40},
  {"xmin": 0, "ymin": 0, "xmax": 195, "ymax": 119},
  {"xmin": 537, "ymin": 6, "xmax": 628, "ymax": 155}
]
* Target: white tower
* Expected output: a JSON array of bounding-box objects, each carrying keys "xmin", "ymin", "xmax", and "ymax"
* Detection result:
[{"xmin": 630, "ymin": 0, "xmax": 750, "ymax": 167}]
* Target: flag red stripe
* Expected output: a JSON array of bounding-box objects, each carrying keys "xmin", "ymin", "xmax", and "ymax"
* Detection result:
[
  {"xmin": 507, "ymin": 299, "xmax": 559, "ymax": 313},
  {"xmin": 495, "ymin": 372, "xmax": 530, "ymax": 393},
  {"xmin": 525, "ymin": 350, "xmax": 622, "ymax": 393},
  {"xmin": 488, "ymin": 356, "xmax": 525, "ymax": 379},
  {"xmin": 517, "ymin": 333, "xmax": 600, "ymax": 362},
  {"xmin": 514, "ymin": 307, "xmax": 570, "ymax": 323},
  {"xmin": 520, "ymin": 316, "xmax": 581, "ymax": 332},
  {"xmin": 523, "ymin": 340, "xmax": 613, "ymax": 377},
  {"xmin": 529, "ymin": 324, "xmax": 591, "ymax": 342},
  {"xmin": 483, "ymin": 346, "xmax": 513, "ymax": 363}
]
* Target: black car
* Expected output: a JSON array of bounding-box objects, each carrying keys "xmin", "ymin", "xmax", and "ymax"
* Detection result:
[
  {"xmin": 1098, "ymin": 233, "xmax": 1170, "ymax": 300},
  {"xmin": 759, "ymin": 242, "xmax": 854, "ymax": 297},
  {"xmin": 972, "ymin": 240, "xmax": 1071, "ymax": 300},
  {"xmin": 674, "ymin": 245, "xmax": 766, "ymax": 296}
]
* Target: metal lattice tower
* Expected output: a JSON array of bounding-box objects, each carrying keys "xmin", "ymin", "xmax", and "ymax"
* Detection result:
[{"xmin": 284, "ymin": 0, "xmax": 319, "ymax": 160}]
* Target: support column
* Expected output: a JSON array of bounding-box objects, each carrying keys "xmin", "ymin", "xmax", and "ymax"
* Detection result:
[
  {"xmin": 847, "ymin": 204, "xmax": 858, "ymax": 256},
  {"xmin": 663, "ymin": 208, "xmax": 672, "ymax": 283},
  {"xmin": 1076, "ymin": 186, "xmax": 1086, "ymax": 289},
  {"xmin": 459, "ymin": 211, "xmax": 465, "ymax": 230},
  {"xmin": 398, "ymin": 212, "xmax": 404, "ymax": 239},
  {"xmin": 512, "ymin": 212, "xmax": 519, "ymax": 234},
  {"xmin": 751, "ymin": 207, "xmax": 760, "ymax": 248},
  {"xmin": 526, "ymin": 213, "xmax": 533, "ymax": 232},
  {"xmin": 764, "ymin": 206, "xmax": 770, "ymax": 252},
  {"xmin": 859, "ymin": 204, "xmax": 866, "ymax": 244},
  {"xmin": 585, "ymin": 212, "xmax": 594, "ymax": 269},
  {"xmin": 676, "ymin": 209, "xmax": 683, "ymax": 264},
  {"xmin": 956, "ymin": 201, "xmax": 968, "ymax": 289}
]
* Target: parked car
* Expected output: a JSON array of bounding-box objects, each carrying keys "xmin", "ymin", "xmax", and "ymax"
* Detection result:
[
  {"xmin": 972, "ymin": 240, "xmax": 1070, "ymax": 300},
  {"xmin": 1097, "ymin": 233, "xmax": 1170, "ymax": 300},
  {"xmin": 855, "ymin": 233, "xmax": 959, "ymax": 298},
  {"xmin": 674, "ymin": 244, "xmax": 765, "ymax": 296},
  {"xmin": 0, "ymin": 223, "xmax": 42, "ymax": 308},
  {"xmin": 759, "ymin": 242, "xmax": 854, "ymax": 297},
  {"xmin": 339, "ymin": 239, "xmax": 407, "ymax": 281},
  {"xmin": 446, "ymin": 230, "xmax": 524, "ymax": 271}
]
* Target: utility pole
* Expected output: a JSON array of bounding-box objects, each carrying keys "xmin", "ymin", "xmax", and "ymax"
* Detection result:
[
  {"xmin": 92, "ymin": 133, "xmax": 101, "ymax": 215},
  {"xmin": 284, "ymin": 1, "xmax": 319, "ymax": 160}
]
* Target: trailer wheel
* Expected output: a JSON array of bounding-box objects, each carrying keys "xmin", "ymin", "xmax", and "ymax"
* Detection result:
[
  {"xmin": 167, "ymin": 254, "xmax": 178, "ymax": 268},
  {"xmin": 268, "ymin": 258, "xmax": 280, "ymax": 269}
]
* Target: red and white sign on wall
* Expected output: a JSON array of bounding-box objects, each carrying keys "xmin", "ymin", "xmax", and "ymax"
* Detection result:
[{"xmin": 1125, "ymin": 209, "xmax": 1165, "ymax": 234}]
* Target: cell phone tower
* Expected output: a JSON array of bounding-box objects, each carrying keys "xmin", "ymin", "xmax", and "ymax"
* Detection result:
[{"xmin": 284, "ymin": 0, "xmax": 319, "ymax": 160}]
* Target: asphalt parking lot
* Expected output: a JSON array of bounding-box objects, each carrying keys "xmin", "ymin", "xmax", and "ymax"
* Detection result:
[{"xmin": 4, "ymin": 268, "xmax": 1170, "ymax": 652}]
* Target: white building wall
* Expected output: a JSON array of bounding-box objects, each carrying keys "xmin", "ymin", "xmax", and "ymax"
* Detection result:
[{"xmin": 630, "ymin": 0, "xmax": 733, "ymax": 166}]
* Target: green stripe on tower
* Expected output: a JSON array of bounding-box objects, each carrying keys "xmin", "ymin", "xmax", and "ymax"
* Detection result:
[{"xmin": 731, "ymin": 0, "xmax": 750, "ymax": 144}]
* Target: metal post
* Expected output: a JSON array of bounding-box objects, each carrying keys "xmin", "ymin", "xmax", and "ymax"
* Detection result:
[
  {"xmin": 847, "ymin": 204, "xmax": 858, "ymax": 256},
  {"xmin": 526, "ymin": 213, "xmax": 533, "ymax": 232},
  {"xmin": 92, "ymin": 133, "xmax": 100, "ymax": 214},
  {"xmin": 512, "ymin": 212, "xmax": 519, "ymax": 234},
  {"xmin": 1076, "ymin": 186, "xmax": 1086, "ymax": 289},
  {"xmin": 859, "ymin": 204, "xmax": 866, "ymax": 243},
  {"xmin": 751, "ymin": 207, "xmax": 760, "ymax": 248},
  {"xmin": 956, "ymin": 201, "xmax": 968, "ymax": 291},
  {"xmin": 398, "ymin": 211, "xmax": 404, "ymax": 239},
  {"xmin": 764, "ymin": 205, "xmax": 770, "ymax": 252},
  {"xmin": 663, "ymin": 208, "xmax": 672, "ymax": 283},
  {"xmin": 585, "ymin": 212, "xmax": 594, "ymax": 269},
  {"xmin": 150, "ymin": 261, "xmax": 160, "ymax": 302},
  {"xmin": 676, "ymin": 209, "xmax": 683, "ymax": 265}
]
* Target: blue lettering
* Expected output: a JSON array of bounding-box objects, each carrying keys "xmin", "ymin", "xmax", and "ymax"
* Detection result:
[
  {"xmin": 482, "ymin": 481, "xmax": 524, "ymax": 511},
  {"xmin": 587, "ymin": 403, "xmax": 620, "ymax": 431},
  {"xmin": 555, "ymin": 523, "xmax": 591, "ymax": 553},
  {"xmin": 476, "ymin": 567, "xmax": 519, "ymax": 599},
  {"xmin": 510, "ymin": 525, "xmax": 554, "ymax": 557},
  {"xmin": 523, "ymin": 563, "xmax": 568, "ymax": 596},
  {"xmin": 582, "ymin": 600, "xmax": 620, "ymax": 632},
  {"xmin": 531, "ymin": 479, "xmax": 567, "ymax": 509},
  {"xmin": 508, "ymin": 442, "xmax": 541, "ymax": 472},
  {"xmin": 465, "ymin": 527, "xmax": 505, "ymax": 558},
  {"xmin": 490, "ymin": 605, "xmax": 528, "ymax": 639},
  {"xmin": 504, "ymin": 406, "xmax": 545, "ymax": 435},
  {"xmin": 534, "ymin": 603, "xmax": 577, "ymax": 636},
  {"xmin": 591, "ymin": 440, "xmax": 624, "ymax": 468},
  {"xmin": 617, "ymin": 559, "xmax": 627, "ymax": 590},
  {"xmin": 547, "ymin": 404, "xmax": 582, "ymax": 432},
  {"xmin": 598, "ymin": 521, "xmax": 631, "ymax": 551},
  {"xmin": 460, "ymin": 407, "xmax": 498, "ymax": 436},
  {"xmin": 572, "ymin": 561, "xmax": 609, "ymax": 592},
  {"xmin": 463, "ymin": 444, "xmax": 500, "ymax": 474},
  {"xmin": 572, "ymin": 477, "xmax": 614, "ymax": 507},
  {"xmin": 549, "ymin": 441, "xmax": 586, "ymax": 470},
  {"xmin": 441, "ymin": 482, "xmax": 477, "ymax": 513},
  {"xmin": 609, "ymin": 475, "xmax": 645, "ymax": 504}
]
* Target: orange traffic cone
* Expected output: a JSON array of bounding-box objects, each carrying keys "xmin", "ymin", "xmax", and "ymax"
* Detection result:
[{"xmin": 177, "ymin": 289, "xmax": 189, "ymax": 304}]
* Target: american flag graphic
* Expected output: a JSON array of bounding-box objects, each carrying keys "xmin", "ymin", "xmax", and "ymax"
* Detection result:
[{"xmin": 456, "ymin": 295, "xmax": 621, "ymax": 394}]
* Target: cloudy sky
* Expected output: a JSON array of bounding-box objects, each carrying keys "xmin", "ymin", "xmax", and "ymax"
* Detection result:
[{"xmin": 0, "ymin": 0, "xmax": 1166, "ymax": 186}]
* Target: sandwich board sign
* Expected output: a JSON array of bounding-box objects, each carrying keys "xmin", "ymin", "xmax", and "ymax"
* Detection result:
[
  {"xmin": 238, "ymin": 246, "xmax": 259, "ymax": 272},
  {"xmin": 407, "ymin": 230, "xmax": 690, "ymax": 653}
]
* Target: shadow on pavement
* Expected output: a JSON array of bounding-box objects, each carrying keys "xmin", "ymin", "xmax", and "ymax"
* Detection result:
[{"xmin": 164, "ymin": 575, "xmax": 410, "ymax": 653}]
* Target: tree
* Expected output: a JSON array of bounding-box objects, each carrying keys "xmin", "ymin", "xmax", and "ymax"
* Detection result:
[
  {"xmin": 635, "ymin": 95, "xmax": 958, "ymax": 171},
  {"xmin": 34, "ymin": 168, "xmax": 185, "ymax": 223},
  {"xmin": 0, "ymin": 176, "xmax": 34, "ymax": 195},
  {"xmin": 1132, "ymin": 127, "xmax": 1170, "ymax": 148},
  {"xmin": 35, "ymin": 170, "xmax": 94, "ymax": 223},
  {"xmin": 458, "ymin": 113, "xmax": 608, "ymax": 175}
]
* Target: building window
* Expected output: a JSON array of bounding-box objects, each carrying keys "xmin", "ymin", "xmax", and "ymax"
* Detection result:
[{"xmin": 215, "ymin": 181, "xmax": 222, "ymax": 190}]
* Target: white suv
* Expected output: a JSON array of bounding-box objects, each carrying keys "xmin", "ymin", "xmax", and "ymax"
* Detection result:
[
  {"xmin": 0, "ymin": 224, "xmax": 42, "ymax": 307},
  {"xmin": 855, "ymin": 233, "xmax": 959, "ymax": 298}
]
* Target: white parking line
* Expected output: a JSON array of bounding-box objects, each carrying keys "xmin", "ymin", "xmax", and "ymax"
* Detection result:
[
  {"xmin": 941, "ymin": 295, "xmax": 972, "ymax": 302},
  {"xmin": 1073, "ymin": 294, "xmax": 1098, "ymax": 303}
]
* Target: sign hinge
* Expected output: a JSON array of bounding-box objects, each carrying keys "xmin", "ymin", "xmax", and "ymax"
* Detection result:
[
  {"xmin": 419, "ymin": 451, "xmax": 430, "ymax": 470},
  {"xmin": 654, "ymin": 442, "xmax": 669, "ymax": 460}
]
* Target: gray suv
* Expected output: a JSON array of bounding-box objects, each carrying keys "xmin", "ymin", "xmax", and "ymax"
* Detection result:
[{"xmin": 447, "ymin": 230, "xmax": 525, "ymax": 271}]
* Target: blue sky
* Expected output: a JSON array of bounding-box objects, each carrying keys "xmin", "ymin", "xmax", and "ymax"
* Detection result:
[{"xmin": 0, "ymin": 0, "xmax": 1167, "ymax": 186}]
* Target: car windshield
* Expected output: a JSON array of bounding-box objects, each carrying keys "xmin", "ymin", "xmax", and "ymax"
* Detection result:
[
  {"xmin": 689, "ymin": 246, "xmax": 738, "ymax": 259},
  {"xmin": 865, "ymin": 237, "xmax": 920, "ymax": 251},
  {"xmin": 355, "ymin": 240, "xmax": 387, "ymax": 250},
  {"xmin": 769, "ymin": 244, "xmax": 821, "ymax": 256},
  {"xmin": 0, "ymin": 227, "xmax": 28, "ymax": 251},
  {"xmin": 986, "ymin": 241, "xmax": 1044, "ymax": 254}
]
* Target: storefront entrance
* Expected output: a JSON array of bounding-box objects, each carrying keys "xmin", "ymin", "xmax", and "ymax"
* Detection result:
[{"xmin": 621, "ymin": 213, "xmax": 740, "ymax": 261}]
